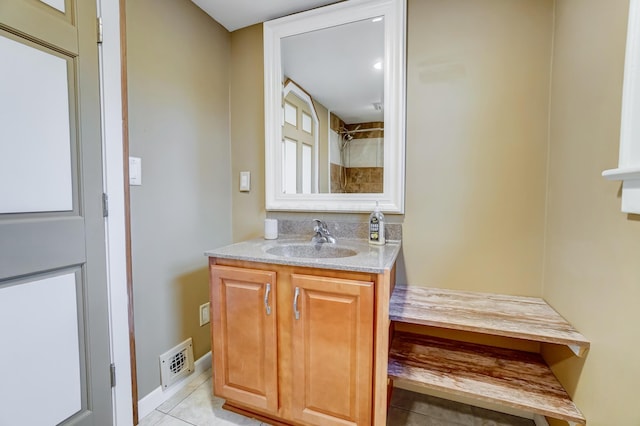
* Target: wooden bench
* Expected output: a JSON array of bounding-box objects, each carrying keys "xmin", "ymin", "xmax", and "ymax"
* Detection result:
[{"xmin": 387, "ymin": 285, "xmax": 589, "ymax": 425}]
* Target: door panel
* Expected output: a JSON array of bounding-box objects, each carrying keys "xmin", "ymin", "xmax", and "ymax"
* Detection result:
[
  {"xmin": 0, "ymin": 34, "xmax": 74, "ymax": 213},
  {"xmin": 0, "ymin": 0, "xmax": 77, "ymax": 51},
  {"xmin": 0, "ymin": 217, "xmax": 86, "ymax": 280},
  {"xmin": 211, "ymin": 265, "xmax": 279, "ymax": 413},
  {"xmin": 291, "ymin": 274, "xmax": 374, "ymax": 426},
  {"xmin": 0, "ymin": 0, "xmax": 112, "ymax": 424},
  {"xmin": 283, "ymin": 91, "xmax": 317, "ymax": 194},
  {"xmin": 0, "ymin": 271, "xmax": 82, "ymax": 425},
  {"xmin": 41, "ymin": 0, "xmax": 66, "ymax": 13}
]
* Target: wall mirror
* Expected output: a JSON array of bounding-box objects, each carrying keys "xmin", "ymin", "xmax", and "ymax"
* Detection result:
[{"xmin": 264, "ymin": 0, "xmax": 406, "ymax": 213}]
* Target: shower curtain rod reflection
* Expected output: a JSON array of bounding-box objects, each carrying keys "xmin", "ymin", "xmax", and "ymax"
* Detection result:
[{"xmin": 339, "ymin": 127, "xmax": 384, "ymax": 134}]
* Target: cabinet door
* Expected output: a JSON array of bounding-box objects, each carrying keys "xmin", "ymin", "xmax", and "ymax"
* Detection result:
[
  {"xmin": 290, "ymin": 274, "xmax": 374, "ymax": 426},
  {"xmin": 210, "ymin": 265, "xmax": 278, "ymax": 413}
]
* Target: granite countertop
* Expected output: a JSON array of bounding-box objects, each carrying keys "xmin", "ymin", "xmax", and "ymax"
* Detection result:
[{"xmin": 205, "ymin": 237, "xmax": 401, "ymax": 274}]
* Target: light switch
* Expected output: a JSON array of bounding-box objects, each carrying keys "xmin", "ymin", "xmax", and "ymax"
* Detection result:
[
  {"xmin": 129, "ymin": 157, "xmax": 142, "ymax": 186},
  {"xmin": 240, "ymin": 171, "xmax": 251, "ymax": 192}
]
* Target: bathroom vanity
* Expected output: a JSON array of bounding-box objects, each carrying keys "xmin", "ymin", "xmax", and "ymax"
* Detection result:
[
  {"xmin": 206, "ymin": 222, "xmax": 590, "ymax": 426},
  {"xmin": 205, "ymin": 236, "xmax": 401, "ymax": 426}
]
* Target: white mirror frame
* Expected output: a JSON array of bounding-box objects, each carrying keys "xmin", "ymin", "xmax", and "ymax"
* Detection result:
[
  {"xmin": 603, "ymin": 0, "xmax": 640, "ymax": 214},
  {"xmin": 264, "ymin": 0, "xmax": 406, "ymax": 213}
]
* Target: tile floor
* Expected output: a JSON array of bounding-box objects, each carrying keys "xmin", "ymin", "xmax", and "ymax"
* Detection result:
[{"xmin": 139, "ymin": 369, "xmax": 535, "ymax": 426}]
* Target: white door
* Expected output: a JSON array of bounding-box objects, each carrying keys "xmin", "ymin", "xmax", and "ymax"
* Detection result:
[{"xmin": 0, "ymin": 0, "xmax": 113, "ymax": 424}]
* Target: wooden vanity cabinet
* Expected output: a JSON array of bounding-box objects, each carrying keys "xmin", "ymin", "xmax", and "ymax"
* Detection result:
[
  {"xmin": 209, "ymin": 259, "xmax": 388, "ymax": 426},
  {"xmin": 210, "ymin": 265, "xmax": 278, "ymax": 414},
  {"xmin": 290, "ymin": 274, "xmax": 374, "ymax": 426}
]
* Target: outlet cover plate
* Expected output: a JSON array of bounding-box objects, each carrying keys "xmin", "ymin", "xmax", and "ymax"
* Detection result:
[{"xmin": 199, "ymin": 302, "xmax": 210, "ymax": 326}]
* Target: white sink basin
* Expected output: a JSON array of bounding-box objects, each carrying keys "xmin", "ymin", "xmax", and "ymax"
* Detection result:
[{"xmin": 266, "ymin": 243, "xmax": 358, "ymax": 259}]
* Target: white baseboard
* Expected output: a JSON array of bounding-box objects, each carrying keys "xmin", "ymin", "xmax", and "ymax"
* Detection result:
[{"xmin": 138, "ymin": 351, "xmax": 212, "ymax": 420}]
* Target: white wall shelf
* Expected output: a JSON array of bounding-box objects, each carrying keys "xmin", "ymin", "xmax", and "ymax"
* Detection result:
[
  {"xmin": 603, "ymin": 0, "xmax": 640, "ymax": 214},
  {"xmin": 602, "ymin": 166, "xmax": 640, "ymax": 180}
]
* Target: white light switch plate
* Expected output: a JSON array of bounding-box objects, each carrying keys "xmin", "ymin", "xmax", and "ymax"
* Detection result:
[
  {"xmin": 240, "ymin": 171, "xmax": 251, "ymax": 191},
  {"xmin": 129, "ymin": 157, "xmax": 142, "ymax": 186}
]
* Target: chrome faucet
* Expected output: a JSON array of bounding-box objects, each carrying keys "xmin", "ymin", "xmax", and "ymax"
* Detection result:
[{"xmin": 311, "ymin": 219, "xmax": 336, "ymax": 244}]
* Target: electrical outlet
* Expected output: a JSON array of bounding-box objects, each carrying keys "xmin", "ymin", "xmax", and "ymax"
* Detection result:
[{"xmin": 199, "ymin": 302, "xmax": 210, "ymax": 326}]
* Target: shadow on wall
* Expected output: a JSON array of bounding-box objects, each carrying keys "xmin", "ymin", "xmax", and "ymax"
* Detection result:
[
  {"xmin": 615, "ymin": 183, "xmax": 640, "ymax": 222},
  {"xmin": 176, "ymin": 266, "xmax": 211, "ymax": 362},
  {"xmin": 395, "ymin": 246, "xmax": 408, "ymax": 286},
  {"xmin": 540, "ymin": 343, "xmax": 587, "ymax": 397}
]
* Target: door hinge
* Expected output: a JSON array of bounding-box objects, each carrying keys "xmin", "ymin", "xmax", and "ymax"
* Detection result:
[
  {"xmin": 97, "ymin": 17, "xmax": 103, "ymax": 44},
  {"xmin": 110, "ymin": 363, "xmax": 116, "ymax": 387},
  {"xmin": 102, "ymin": 193, "xmax": 109, "ymax": 217}
]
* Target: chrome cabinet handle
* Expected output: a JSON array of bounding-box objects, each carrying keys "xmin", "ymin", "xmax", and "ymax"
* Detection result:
[
  {"xmin": 293, "ymin": 287, "xmax": 300, "ymax": 320},
  {"xmin": 264, "ymin": 283, "xmax": 272, "ymax": 315}
]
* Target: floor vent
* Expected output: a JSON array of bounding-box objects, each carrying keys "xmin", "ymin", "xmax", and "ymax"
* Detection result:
[{"xmin": 159, "ymin": 338, "xmax": 194, "ymax": 389}]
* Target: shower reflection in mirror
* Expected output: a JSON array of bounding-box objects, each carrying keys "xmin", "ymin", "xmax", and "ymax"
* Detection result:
[
  {"xmin": 330, "ymin": 116, "xmax": 384, "ymax": 194},
  {"xmin": 282, "ymin": 80, "xmax": 384, "ymax": 195}
]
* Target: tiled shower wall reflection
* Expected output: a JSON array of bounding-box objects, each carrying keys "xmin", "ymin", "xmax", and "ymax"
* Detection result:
[
  {"xmin": 345, "ymin": 166, "xmax": 383, "ymax": 193},
  {"xmin": 331, "ymin": 163, "xmax": 383, "ymax": 193},
  {"xmin": 330, "ymin": 115, "xmax": 384, "ymax": 193}
]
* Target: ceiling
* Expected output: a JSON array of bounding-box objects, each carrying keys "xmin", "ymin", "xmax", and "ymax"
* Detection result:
[
  {"xmin": 191, "ymin": 0, "xmax": 385, "ymax": 124},
  {"xmin": 190, "ymin": 0, "xmax": 341, "ymax": 32},
  {"xmin": 282, "ymin": 17, "xmax": 384, "ymax": 124}
]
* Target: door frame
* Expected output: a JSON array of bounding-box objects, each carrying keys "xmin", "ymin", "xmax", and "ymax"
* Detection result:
[{"xmin": 99, "ymin": 0, "xmax": 136, "ymax": 424}]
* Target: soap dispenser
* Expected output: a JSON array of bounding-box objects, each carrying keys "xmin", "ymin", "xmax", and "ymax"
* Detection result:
[{"xmin": 368, "ymin": 201, "xmax": 386, "ymax": 245}]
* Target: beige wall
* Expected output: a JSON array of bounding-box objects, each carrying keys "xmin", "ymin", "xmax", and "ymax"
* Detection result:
[
  {"xmin": 230, "ymin": 24, "xmax": 266, "ymax": 242},
  {"xmin": 230, "ymin": 0, "xmax": 554, "ymax": 294},
  {"xmin": 227, "ymin": 8, "xmax": 555, "ymax": 418},
  {"xmin": 127, "ymin": 0, "xmax": 232, "ymax": 396},
  {"xmin": 543, "ymin": 0, "xmax": 640, "ymax": 424},
  {"xmin": 129, "ymin": 0, "xmax": 640, "ymax": 422},
  {"xmin": 402, "ymin": 0, "xmax": 553, "ymax": 295}
]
